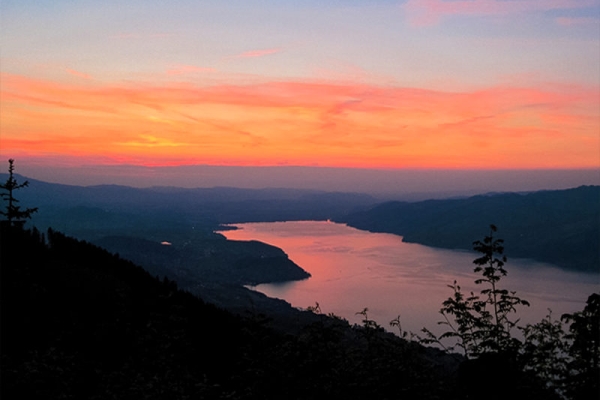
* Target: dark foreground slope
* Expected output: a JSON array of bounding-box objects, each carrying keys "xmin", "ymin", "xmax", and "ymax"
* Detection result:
[
  {"xmin": 1, "ymin": 225, "xmax": 466, "ymax": 400},
  {"xmin": 338, "ymin": 186, "xmax": 599, "ymax": 273}
]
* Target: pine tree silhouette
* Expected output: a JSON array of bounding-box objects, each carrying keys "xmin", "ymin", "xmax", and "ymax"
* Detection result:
[{"xmin": 0, "ymin": 159, "xmax": 37, "ymax": 228}]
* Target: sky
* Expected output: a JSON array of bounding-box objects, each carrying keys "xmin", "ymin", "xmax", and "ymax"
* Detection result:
[{"xmin": 1, "ymin": 0, "xmax": 599, "ymax": 193}]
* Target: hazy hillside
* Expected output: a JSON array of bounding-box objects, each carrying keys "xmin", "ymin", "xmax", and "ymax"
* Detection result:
[
  {"xmin": 3, "ymin": 174, "xmax": 597, "ymax": 273},
  {"xmin": 2, "ymin": 174, "xmax": 378, "ymax": 230},
  {"xmin": 337, "ymin": 186, "xmax": 600, "ymax": 273}
]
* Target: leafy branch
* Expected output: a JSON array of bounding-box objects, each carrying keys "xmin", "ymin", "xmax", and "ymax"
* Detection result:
[{"xmin": 415, "ymin": 225, "xmax": 529, "ymax": 359}]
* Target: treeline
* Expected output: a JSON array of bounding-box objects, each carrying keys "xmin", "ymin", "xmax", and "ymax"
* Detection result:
[
  {"xmin": 2, "ymin": 225, "xmax": 463, "ymax": 399},
  {"xmin": 4, "ymin": 224, "xmax": 599, "ymax": 399},
  {"xmin": 1, "ymin": 161, "xmax": 597, "ymax": 398}
]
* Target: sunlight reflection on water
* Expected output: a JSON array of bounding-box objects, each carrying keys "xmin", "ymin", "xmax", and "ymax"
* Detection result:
[{"xmin": 222, "ymin": 221, "xmax": 599, "ymax": 336}]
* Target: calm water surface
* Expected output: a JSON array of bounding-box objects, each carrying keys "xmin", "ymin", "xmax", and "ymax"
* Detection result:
[{"xmin": 222, "ymin": 221, "xmax": 599, "ymax": 336}]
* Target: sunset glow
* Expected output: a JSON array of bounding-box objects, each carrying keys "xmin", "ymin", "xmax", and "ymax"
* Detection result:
[
  {"xmin": 1, "ymin": 0, "xmax": 599, "ymax": 186},
  {"xmin": 2, "ymin": 73, "xmax": 597, "ymax": 169}
]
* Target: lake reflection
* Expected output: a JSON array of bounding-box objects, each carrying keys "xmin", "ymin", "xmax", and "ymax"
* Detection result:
[{"xmin": 222, "ymin": 221, "xmax": 599, "ymax": 335}]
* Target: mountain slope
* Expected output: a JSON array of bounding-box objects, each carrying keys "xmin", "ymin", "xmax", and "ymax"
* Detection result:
[
  {"xmin": 337, "ymin": 186, "xmax": 599, "ymax": 272},
  {"xmin": 1, "ymin": 225, "xmax": 464, "ymax": 399},
  {"xmin": 1, "ymin": 174, "xmax": 378, "ymax": 227}
]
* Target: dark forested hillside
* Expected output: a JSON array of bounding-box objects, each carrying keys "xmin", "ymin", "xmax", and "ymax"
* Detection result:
[
  {"xmin": 94, "ymin": 234, "xmax": 311, "ymax": 286},
  {"xmin": 1, "ymin": 225, "xmax": 468, "ymax": 400},
  {"xmin": 337, "ymin": 186, "xmax": 600, "ymax": 273}
]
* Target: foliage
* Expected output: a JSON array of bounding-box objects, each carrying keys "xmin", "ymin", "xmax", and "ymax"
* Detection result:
[
  {"xmin": 355, "ymin": 307, "xmax": 383, "ymax": 331},
  {"xmin": 518, "ymin": 295, "xmax": 600, "ymax": 399},
  {"xmin": 418, "ymin": 225, "xmax": 529, "ymax": 358},
  {"xmin": 519, "ymin": 300, "xmax": 600, "ymax": 399},
  {"xmin": 470, "ymin": 224, "xmax": 530, "ymax": 352},
  {"xmin": 389, "ymin": 314, "xmax": 410, "ymax": 340},
  {"xmin": 520, "ymin": 310, "xmax": 569, "ymax": 395},
  {"xmin": 1, "ymin": 224, "xmax": 459, "ymax": 400},
  {"xmin": 415, "ymin": 224, "xmax": 599, "ymax": 399},
  {"xmin": 0, "ymin": 159, "xmax": 37, "ymax": 227},
  {"xmin": 561, "ymin": 293, "xmax": 600, "ymax": 400}
]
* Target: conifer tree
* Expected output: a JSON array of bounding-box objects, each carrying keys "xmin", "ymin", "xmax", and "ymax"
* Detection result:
[{"xmin": 0, "ymin": 159, "xmax": 37, "ymax": 227}]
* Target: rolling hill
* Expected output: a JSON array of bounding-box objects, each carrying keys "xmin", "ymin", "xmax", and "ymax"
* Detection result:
[{"xmin": 336, "ymin": 186, "xmax": 600, "ymax": 273}]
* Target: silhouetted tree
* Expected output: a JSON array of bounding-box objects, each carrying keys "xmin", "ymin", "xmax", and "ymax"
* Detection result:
[
  {"xmin": 415, "ymin": 225, "xmax": 597, "ymax": 399},
  {"xmin": 562, "ymin": 293, "xmax": 600, "ymax": 399},
  {"xmin": 418, "ymin": 225, "xmax": 529, "ymax": 358},
  {"xmin": 0, "ymin": 159, "xmax": 37, "ymax": 228},
  {"xmin": 470, "ymin": 224, "xmax": 529, "ymax": 353}
]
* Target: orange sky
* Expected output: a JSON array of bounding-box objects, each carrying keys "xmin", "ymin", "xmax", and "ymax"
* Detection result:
[{"xmin": 1, "ymin": 73, "xmax": 598, "ymax": 170}]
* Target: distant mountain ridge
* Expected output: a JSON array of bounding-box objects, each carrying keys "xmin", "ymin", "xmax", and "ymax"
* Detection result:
[
  {"xmin": 1, "ymin": 174, "xmax": 378, "ymax": 225},
  {"xmin": 2, "ymin": 174, "xmax": 597, "ymax": 273},
  {"xmin": 336, "ymin": 185, "xmax": 600, "ymax": 273}
]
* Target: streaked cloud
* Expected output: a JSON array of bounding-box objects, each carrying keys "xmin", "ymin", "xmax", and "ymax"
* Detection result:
[
  {"xmin": 115, "ymin": 134, "xmax": 189, "ymax": 148},
  {"xmin": 1, "ymin": 73, "xmax": 597, "ymax": 169},
  {"xmin": 231, "ymin": 48, "xmax": 282, "ymax": 59},
  {"xmin": 166, "ymin": 65, "xmax": 217, "ymax": 76},
  {"xmin": 65, "ymin": 68, "xmax": 92, "ymax": 80},
  {"xmin": 556, "ymin": 16, "xmax": 600, "ymax": 26},
  {"xmin": 404, "ymin": 0, "xmax": 599, "ymax": 26},
  {"xmin": 0, "ymin": 0, "xmax": 597, "ymax": 191},
  {"xmin": 109, "ymin": 33, "xmax": 176, "ymax": 40}
]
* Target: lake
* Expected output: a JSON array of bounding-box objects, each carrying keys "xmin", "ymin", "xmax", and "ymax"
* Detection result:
[{"xmin": 221, "ymin": 221, "xmax": 599, "ymax": 336}]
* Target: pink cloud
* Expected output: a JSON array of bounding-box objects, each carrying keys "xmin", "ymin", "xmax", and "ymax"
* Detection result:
[
  {"xmin": 166, "ymin": 65, "xmax": 216, "ymax": 76},
  {"xmin": 2, "ymin": 73, "xmax": 598, "ymax": 169},
  {"xmin": 556, "ymin": 16, "xmax": 599, "ymax": 26},
  {"xmin": 110, "ymin": 33, "xmax": 176, "ymax": 39},
  {"xmin": 232, "ymin": 48, "xmax": 282, "ymax": 59},
  {"xmin": 404, "ymin": 0, "xmax": 598, "ymax": 26},
  {"xmin": 66, "ymin": 68, "xmax": 92, "ymax": 80}
]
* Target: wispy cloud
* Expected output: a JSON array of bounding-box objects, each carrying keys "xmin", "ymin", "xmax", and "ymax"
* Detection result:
[
  {"xmin": 109, "ymin": 33, "xmax": 176, "ymax": 39},
  {"xmin": 556, "ymin": 16, "xmax": 600, "ymax": 26},
  {"xmin": 1, "ymin": 73, "xmax": 598, "ymax": 169},
  {"xmin": 166, "ymin": 65, "xmax": 216, "ymax": 76},
  {"xmin": 231, "ymin": 48, "xmax": 282, "ymax": 59},
  {"xmin": 115, "ymin": 134, "xmax": 189, "ymax": 148},
  {"xmin": 65, "ymin": 68, "xmax": 92, "ymax": 80},
  {"xmin": 404, "ymin": 0, "xmax": 598, "ymax": 26}
]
